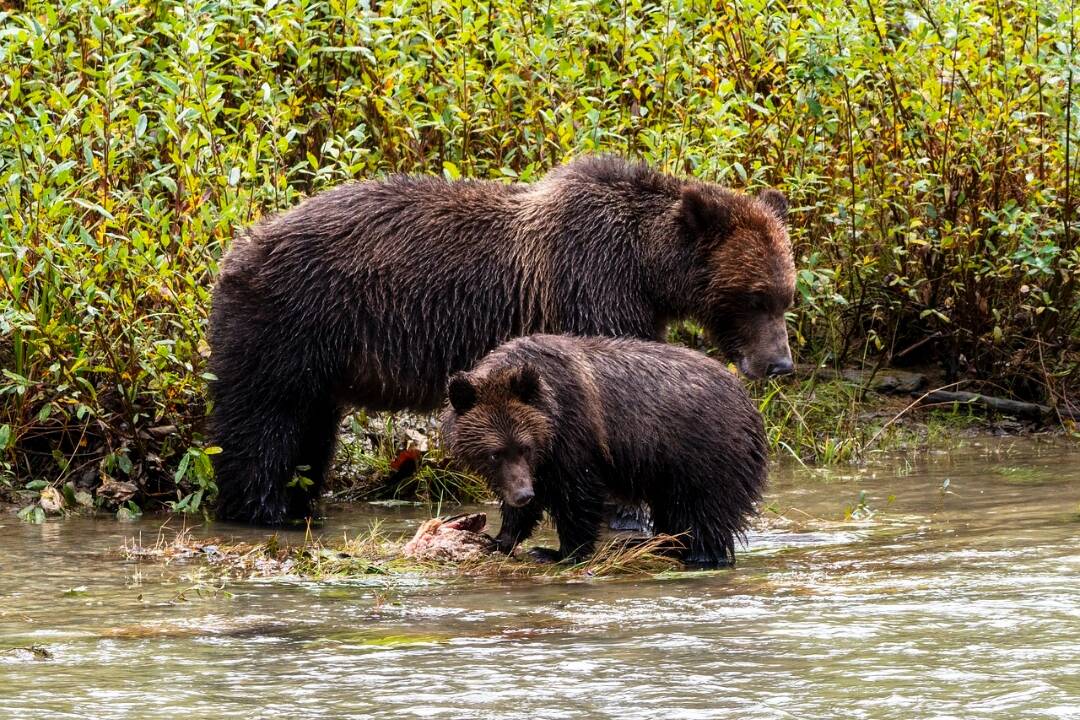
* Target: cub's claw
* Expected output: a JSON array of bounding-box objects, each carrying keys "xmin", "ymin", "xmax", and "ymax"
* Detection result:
[{"xmin": 527, "ymin": 546, "xmax": 563, "ymax": 564}]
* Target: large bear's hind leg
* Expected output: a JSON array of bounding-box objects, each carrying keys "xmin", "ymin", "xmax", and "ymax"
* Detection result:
[
  {"xmin": 284, "ymin": 401, "xmax": 344, "ymax": 522},
  {"xmin": 212, "ymin": 396, "xmax": 304, "ymax": 525}
]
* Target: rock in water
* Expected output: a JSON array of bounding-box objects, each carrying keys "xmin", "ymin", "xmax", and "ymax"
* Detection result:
[
  {"xmin": 402, "ymin": 513, "xmax": 495, "ymax": 562},
  {"xmin": 38, "ymin": 487, "xmax": 65, "ymax": 515}
]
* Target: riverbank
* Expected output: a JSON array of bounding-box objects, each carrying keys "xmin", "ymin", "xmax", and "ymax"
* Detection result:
[
  {"xmin": 3, "ymin": 371, "xmax": 1076, "ymax": 523},
  {"xmin": 3, "ymin": 0, "xmax": 1078, "ymax": 536},
  {"xmin": 330, "ymin": 368, "xmax": 1077, "ymax": 505}
]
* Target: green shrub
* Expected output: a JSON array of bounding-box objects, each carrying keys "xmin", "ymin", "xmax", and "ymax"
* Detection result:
[{"xmin": 1, "ymin": 0, "xmax": 1077, "ymax": 508}]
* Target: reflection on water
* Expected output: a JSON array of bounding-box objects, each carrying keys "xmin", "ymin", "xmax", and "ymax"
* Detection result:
[{"xmin": 2, "ymin": 437, "xmax": 1078, "ymax": 719}]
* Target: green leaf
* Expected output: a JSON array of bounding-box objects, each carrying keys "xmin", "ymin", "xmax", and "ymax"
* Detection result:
[
  {"xmin": 174, "ymin": 451, "xmax": 191, "ymax": 483},
  {"xmin": 18, "ymin": 505, "xmax": 45, "ymax": 524},
  {"xmin": 71, "ymin": 198, "xmax": 115, "ymax": 220}
]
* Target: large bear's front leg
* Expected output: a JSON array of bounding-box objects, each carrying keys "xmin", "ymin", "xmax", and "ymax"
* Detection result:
[{"xmin": 494, "ymin": 501, "xmax": 544, "ymax": 555}]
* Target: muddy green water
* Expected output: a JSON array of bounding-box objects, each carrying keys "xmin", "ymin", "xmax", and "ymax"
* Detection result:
[{"xmin": 2, "ymin": 437, "xmax": 1079, "ymax": 719}]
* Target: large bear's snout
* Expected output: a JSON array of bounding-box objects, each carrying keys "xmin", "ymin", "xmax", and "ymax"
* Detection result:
[
  {"xmin": 739, "ymin": 349, "xmax": 794, "ymax": 379},
  {"xmin": 735, "ymin": 313, "xmax": 793, "ymax": 380},
  {"xmin": 765, "ymin": 357, "xmax": 794, "ymax": 378}
]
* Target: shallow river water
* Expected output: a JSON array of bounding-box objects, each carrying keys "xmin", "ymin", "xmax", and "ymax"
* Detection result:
[{"xmin": 2, "ymin": 436, "xmax": 1078, "ymax": 719}]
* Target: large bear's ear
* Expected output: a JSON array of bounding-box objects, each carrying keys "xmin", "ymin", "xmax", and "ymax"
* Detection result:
[
  {"xmin": 509, "ymin": 364, "xmax": 542, "ymax": 405},
  {"xmin": 679, "ymin": 186, "xmax": 730, "ymax": 238},
  {"xmin": 447, "ymin": 373, "xmax": 478, "ymax": 414},
  {"xmin": 757, "ymin": 188, "xmax": 788, "ymax": 221}
]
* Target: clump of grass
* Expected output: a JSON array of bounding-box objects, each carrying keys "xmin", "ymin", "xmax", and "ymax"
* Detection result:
[
  {"xmin": 758, "ymin": 377, "xmax": 866, "ymax": 464},
  {"xmin": 305, "ymin": 528, "xmax": 685, "ymax": 579},
  {"xmin": 121, "ymin": 525, "xmax": 684, "ymax": 582},
  {"xmin": 755, "ymin": 374, "xmax": 939, "ymax": 464},
  {"xmin": 576, "ymin": 534, "xmax": 685, "ymax": 576},
  {"xmin": 755, "ymin": 369, "xmax": 1053, "ymax": 464},
  {"xmin": 384, "ymin": 464, "xmax": 492, "ymax": 504},
  {"xmin": 333, "ymin": 449, "xmax": 491, "ymax": 506},
  {"xmin": 122, "ymin": 527, "xmax": 306, "ymax": 579}
]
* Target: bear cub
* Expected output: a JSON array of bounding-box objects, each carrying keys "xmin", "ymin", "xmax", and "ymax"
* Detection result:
[{"xmin": 439, "ymin": 334, "xmax": 767, "ymax": 565}]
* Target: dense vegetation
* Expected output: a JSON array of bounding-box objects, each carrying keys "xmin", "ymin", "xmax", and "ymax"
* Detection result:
[{"xmin": 1, "ymin": 0, "xmax": 1077, "ymax": 514}]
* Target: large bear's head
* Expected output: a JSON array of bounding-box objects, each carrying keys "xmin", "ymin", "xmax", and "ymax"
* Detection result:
[
  {"xmin": 440, "ymin": 365, "xmax": 554, "ymax": 508},
  {"xmin": 676, "ymin": 184, "xmax": 795, "ymax": 379}
]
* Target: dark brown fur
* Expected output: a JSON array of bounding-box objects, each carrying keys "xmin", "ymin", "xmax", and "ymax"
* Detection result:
[
  {"xmin": 440, "ymin": 334, "xmax": 768, "ymax": 565},
  {"xmin": 209, "ymin": 156, "xmax": 791, "ymax": 524}
]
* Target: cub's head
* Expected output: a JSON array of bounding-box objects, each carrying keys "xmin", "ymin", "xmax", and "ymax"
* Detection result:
[
  {"xmin": 677, "ymin": 184, "xmax": 796, "ymax": 379},
  {"xmin": 440, "ymin": 364, "xmax": 554, "ymax": 507}
]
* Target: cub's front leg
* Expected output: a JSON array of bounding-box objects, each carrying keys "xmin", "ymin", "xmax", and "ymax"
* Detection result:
[{"xmin": 494, "ymin": 501, "xmax": 543, "ymax": 555}]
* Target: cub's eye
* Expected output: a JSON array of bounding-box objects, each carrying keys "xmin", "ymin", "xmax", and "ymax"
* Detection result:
[{"xmin": 488, "ymin": 452, "xmax": 499, "ymax": 462}]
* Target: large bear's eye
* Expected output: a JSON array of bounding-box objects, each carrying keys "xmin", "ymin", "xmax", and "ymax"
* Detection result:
[
  {"xmin": 488, "ymin": 452, "xmax": 499, "ymax": 462},
  {"xmin": 744, "ymin": 293, "xmax": 767, "ymax": 312}
]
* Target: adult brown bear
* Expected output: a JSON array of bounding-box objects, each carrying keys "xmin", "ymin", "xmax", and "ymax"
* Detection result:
[{"xmin": 209, "ymin": 156, "xmax": 793, "ymax": 524}]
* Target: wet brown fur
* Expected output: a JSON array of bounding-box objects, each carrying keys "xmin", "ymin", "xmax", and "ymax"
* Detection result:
[
  {"xmin": 440, "ymin": 334, "xmax": 767, "ymax": 566},
  {"xmin": 209, "ymin": 156, "xmax": 790, "ymax": 524}
]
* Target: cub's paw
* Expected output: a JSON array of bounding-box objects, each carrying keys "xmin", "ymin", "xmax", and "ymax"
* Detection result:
[
  {"xmin": 493, "ymin": 536, "xmax": 518, "ymax": 555},
  {"xmin": 526, "ymin": 546, "xmax": 563, "ymax": 564}
]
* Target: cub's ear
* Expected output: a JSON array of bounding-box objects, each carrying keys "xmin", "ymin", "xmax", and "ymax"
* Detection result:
[
  {"xmin": 758, "ymin": 188, "xmax": 788, "ymax": 221},
  {"xmin": 678, "ymin": 186, "xmax": 730, "ymax": 238},
  {"xmin": 509, "ymin": 364, "xmax": 542, "ymax": 405},
  {"xmin": 447, "ymin": 373, "xmax": 478, "ymax": 414}
]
